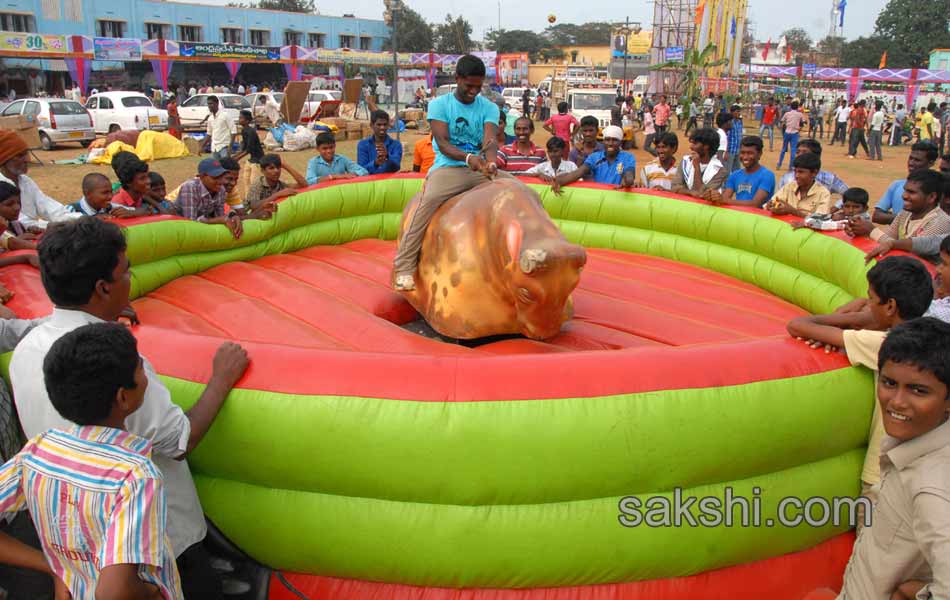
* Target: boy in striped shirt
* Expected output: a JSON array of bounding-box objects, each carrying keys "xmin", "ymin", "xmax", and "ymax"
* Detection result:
[{"xmin": 0, "ymin": 322, "xmax": 182, "ymax": 599}]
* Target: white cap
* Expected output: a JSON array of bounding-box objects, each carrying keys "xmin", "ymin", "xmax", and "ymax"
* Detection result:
[{"xmin": 602, "ymin": 125, "xmax": 624, "ymax": 140}]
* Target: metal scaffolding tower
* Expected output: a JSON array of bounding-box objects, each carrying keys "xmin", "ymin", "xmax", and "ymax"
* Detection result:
[{"xmin": 649, "ymin": 0, "xmax": 698, "ymax": 94}]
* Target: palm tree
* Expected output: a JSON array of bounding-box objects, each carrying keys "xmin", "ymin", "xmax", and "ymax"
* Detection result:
[{"xmin": 649, "ymin": 43, "xmax": 729, "ymax": 103}]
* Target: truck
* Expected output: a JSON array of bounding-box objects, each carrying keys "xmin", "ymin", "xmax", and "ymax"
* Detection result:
[{"xmin": 566, "ymin": 87, "xmax": 618, "ymax": 128}]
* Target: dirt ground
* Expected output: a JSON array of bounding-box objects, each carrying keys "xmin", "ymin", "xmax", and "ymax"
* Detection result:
[{"xmin": 26, "ymin": 120, "xmax": 911, "ymax": 208}]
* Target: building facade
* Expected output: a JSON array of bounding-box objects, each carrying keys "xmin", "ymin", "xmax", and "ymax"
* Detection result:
[{"xmin": 0, "ymin": 0, "xmax": 387, "ymax": 49}]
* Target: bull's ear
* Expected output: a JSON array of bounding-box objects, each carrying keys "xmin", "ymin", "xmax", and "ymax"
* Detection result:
[{"xmin": 506, "ymin": 220, "xmax": 523, "ymax": 267}]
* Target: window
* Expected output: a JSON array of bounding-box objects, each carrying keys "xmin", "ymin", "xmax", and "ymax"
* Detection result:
[
  {"xmin": 98, "ymin": 97, "xmax": 114, "ymax": 109},
  {"xmin": 181, "ymin": 96, "xmax": 203, "ymax": 108},
  {"xmin": 23, "ymin": 101, "xmax": 40, "ymax": 117},
  {"xmin": 49, "ymin": 101, "xmax": 87, "ymax": 115},
  {"xmin": 339, "ymin": 35, "xmax": 354, "ymax": 49},
  {"xmin": 0, "ymin": 13, "xmax": 35, "ymax": 32},
  {"xmin": 221, "ymin": 28, "xmax": 242, "ymax": 44},
  {"xmin": 145, "ymin": 23, "xmax": 171, "ymax": 40},
  {"xmin": 97, "ymin": 20, "xmax": 125, "ymax": 38},
  {"xmin": 359, "ymin": 36, "xmax": 371, "ymax": 50},
  {"xmin": 121, "ymin": 96, "xmax": 153, "ymax": 108},
  {"xmin": 1, "ymin": 101, "xmax": 23, "ymax": 116},
  {"xmin": 84, "ymin": 98, "xmax": 97, "ymax": 110},
  {"xmin": 308, "ymin": 33, "xmax": 325, "ymax": 48},
  {"xmin": 249, "ymin": 29, "xmax": 269, "ymax": 46},
  {"xmin": 284, "ymin": 30, "xmax": 301, "ymax": 46},
  {"xmin": 178, "ymin": 25, "xmax": 202, "ymax": 42}
]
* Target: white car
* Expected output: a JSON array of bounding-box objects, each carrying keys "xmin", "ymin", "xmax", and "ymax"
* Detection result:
[
  {"xmin": 501, "ymin": 87, "xmax": 538, "ymax": 111},
  {"xmin": 1, "ymin": 97, "xmax": 95, "ymax": 150},
  {"xmin": 177, "ymin": 93, "xmax": 249, "ymax": 131},
  {"xmin": 85, "ymin": 92, "xmax": 168, "ymax": 134},
  {"xmin": 300, "ymin": 90, "xmax": 342, "ymax": 122},
  {"xmin": 245, "ymin": 92, "xmax": 284, "ymax": 111}
]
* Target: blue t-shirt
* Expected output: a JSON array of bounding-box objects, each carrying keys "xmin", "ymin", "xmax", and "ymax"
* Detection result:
[
  {"xmin": 724, "ymin": 165, "xmax": 776, "ymax": 206},
  {"xmin": 583, "ymin": 151, "xmax": 637, "ymax": 186},
  {"xmin": 428, "ymin": 93, "xmax": 500, "ymax": 171},
  {"xmin": 875, "ymin": 178, "xmax": 906, "ymax": 214}
]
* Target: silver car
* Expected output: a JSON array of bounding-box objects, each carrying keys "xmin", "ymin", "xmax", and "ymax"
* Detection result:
[{"xmin": 0, "ymin": 97, "xmax": 95, "ymax": 150}]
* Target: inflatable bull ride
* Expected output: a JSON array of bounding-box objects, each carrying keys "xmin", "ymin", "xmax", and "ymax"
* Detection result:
[{"xmin": 5, "ymin": 174, "xmax": 873, "ymax": 599}]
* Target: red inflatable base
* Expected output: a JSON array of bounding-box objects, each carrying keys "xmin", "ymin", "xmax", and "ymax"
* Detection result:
[{"xmin": 268, "ymin": 532, "xmax": 852, "ymax": 600}]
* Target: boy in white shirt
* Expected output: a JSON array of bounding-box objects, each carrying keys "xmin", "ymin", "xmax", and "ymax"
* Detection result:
[
  {"xmin": 639, "ymin": 132, "xmax": 679, "ymax": 190},
  {"xmin": 525, "ymin": 136, "xmax": 576, "ymax": 182}
]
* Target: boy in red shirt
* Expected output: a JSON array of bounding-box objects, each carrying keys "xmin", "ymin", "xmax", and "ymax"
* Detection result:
[
  {"xmin": 759, "ymin": 97, "xmax": 778, "ymax": 151},
  {"xmin": 848, "ymin": 99, "xmax": 870, "ymax": 158},
  {"xmin": 543, "ymin": 102, "xmax": 578, "ymax": 159}
]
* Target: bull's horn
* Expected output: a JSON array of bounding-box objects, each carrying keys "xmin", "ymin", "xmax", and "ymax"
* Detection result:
[{"xmin": 519, "ymin": 248, "xmax": 547, "ymax": 273}]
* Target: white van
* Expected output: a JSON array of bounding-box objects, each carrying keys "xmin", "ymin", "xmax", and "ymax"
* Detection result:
[
  {"xmin": 501, "ymin": 87, "xmax": 538, "ymax": 110},
  {"xmin": 567, "ymin": 88, "xmax": 618, "ymax": 128}
]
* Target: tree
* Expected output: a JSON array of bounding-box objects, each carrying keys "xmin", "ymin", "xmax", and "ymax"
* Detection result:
[
  {"xmin": 542, "ymin": 22, "xmax": 613, "ymax": 46},
  {"xmin": 873, "ymin": 0, "xmax": 950, "ymax": 66},
  {"xmin": 538, "ymin": 47, "xmax": 566, "ymax": 63},
  {"xmin": 256, "ymin": 0, "xmax": 315, "ymax": 11},
  {"xmin": 840, "ymin": 35, "xmax": 913, "ymax": 68},
  {"xmin": 780, "ymin": 27, "xmax": 812, "ymax": 64},
  {"xmin": 816, "ymin": 35, "xmax": 845, "ymax": 65},
  {"xmin": 434, "ymin": 14, "xmax": 473, "ymax": 54},
  {"xmin": 648, "ymin": 43, "xmax": 728, "ymax": 102},
  {"xmin": 381, "ymin": 5, "xmax": 434, "ymax": 52},
  {"xmin": 485, "ymin": 29, "xmax": 551, "ymax": 62}
]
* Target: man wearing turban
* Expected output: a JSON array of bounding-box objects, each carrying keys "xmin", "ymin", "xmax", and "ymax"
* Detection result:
[{"xmin": 0, "ymin": 129, "xmax": 78, "ymax": 229}]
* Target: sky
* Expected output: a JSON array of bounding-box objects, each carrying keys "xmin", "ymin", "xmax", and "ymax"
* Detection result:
[{"xmin": 199, "ymin": 0, "xmax": 889, "ymax": 43}]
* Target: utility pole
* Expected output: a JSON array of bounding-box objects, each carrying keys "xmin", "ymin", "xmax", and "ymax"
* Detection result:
[
  {"xmin": 498, "ymin": 0, "xmax": 501, "ymax": 35},
  {"xmin": 384, "ymin": 0, "xmax": 401, "ymax": 141},
  {"xmin": 622, "ymin": 16, "xmax": 629, "ymax": 97}
]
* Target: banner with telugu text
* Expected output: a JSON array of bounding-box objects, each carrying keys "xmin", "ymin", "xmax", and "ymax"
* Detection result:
[
  {"xmin": 179, "ymin": 42, "xmax": 280, "ymax": 60},
  {"xmin": 0, "ymin": 33, "xmax": 66, "ymax": 54},
  {"xmin": 93, "ymin": 37, "xmax": 142, "ymax": 61}
]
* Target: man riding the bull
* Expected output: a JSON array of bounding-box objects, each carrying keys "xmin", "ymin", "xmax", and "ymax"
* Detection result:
[{"xmin": 392, "ymin": 54, "xmax": 514, "ymax": 291}]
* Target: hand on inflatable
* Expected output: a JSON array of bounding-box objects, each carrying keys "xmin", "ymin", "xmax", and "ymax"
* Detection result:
[
  {"xmin": 119, "ymin": 305, "xmax": 140, "ymax": 326},
  {"xmin": 211, "ymin": 342, "xmax": 250, "ymax": 389},
  {"xmin": 26, "ymin": 253, "xmax": 39, "ymax": 268},
  {"xmin": 845, "ymin": 216, "xmax": 874, "ymax": 238},
  {"xmin": 834, "ymin": 298, "xmax": 869, "ymax": 315},
  {"xmin": 226, "ymin": 214, "xmax": 243, "ymax": 240},
  {"xmin": 0, "ymin": 284, "xmax": 13, "ymax": 304},
  {"xmin": 551, "ymin": 178, "xmax": 563, "ymax": 196},
  {"xmin": 26, "ymin": 226, "xmax": 43, "ymax": 236},
  {"xmin": 798, "ymin": 336, "xmax": 838, "ymax": 353},
  {"xmin": 109, "ymin": 206, "xmax": 136, "ymax": 219},
  {"xmin": 768, "ymin": 200, "xmax": 794, "ymax": 216},
  {"xmin": 864, "ymin": 239, "xmax": 894, "ymax": 263},
  {"xmin": 702, "ymin": 189, "xmax": 722, "ymax": 203},
  {"xmin": 0, "ymin": 304, "xmax": 15, "ymax": 320}
]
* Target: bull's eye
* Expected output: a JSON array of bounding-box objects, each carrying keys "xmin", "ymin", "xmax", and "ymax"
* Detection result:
[{"xmin": 517, "ymin": 287, "xmax": 534, "ymax": 303}]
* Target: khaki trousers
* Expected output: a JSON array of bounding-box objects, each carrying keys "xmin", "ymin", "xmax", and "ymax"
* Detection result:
[{"xmin": 392, "ymin": 166, "xmax": 512, "ymax": 276}]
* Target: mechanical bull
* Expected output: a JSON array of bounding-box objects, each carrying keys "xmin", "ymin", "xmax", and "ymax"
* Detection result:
[{"xmin": 396, "ymin": 178, "xmax": 586, "ymax": 340}]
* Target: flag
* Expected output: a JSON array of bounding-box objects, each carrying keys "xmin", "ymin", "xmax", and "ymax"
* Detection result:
[
  {"xmin": 786, "ymin": 44, "xmax": 793, "ymax": 63},
  {"xmin": 695, "ymin": 0, "xmax": 706, "ymax": 26},
  {"xmin": 879, "ymin": 51, "xmax": 887, "ymax": 69},
  {"xmin": 730, "ymin": 16, "xmax": 737, "ymax": 38},
  {"xmin": 762, "ymin": 38, "xmax": 771, "ymax": 60},
  {"xmin": 838, "ymin": 0, "xmax": 846, "ymax": 28}
]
